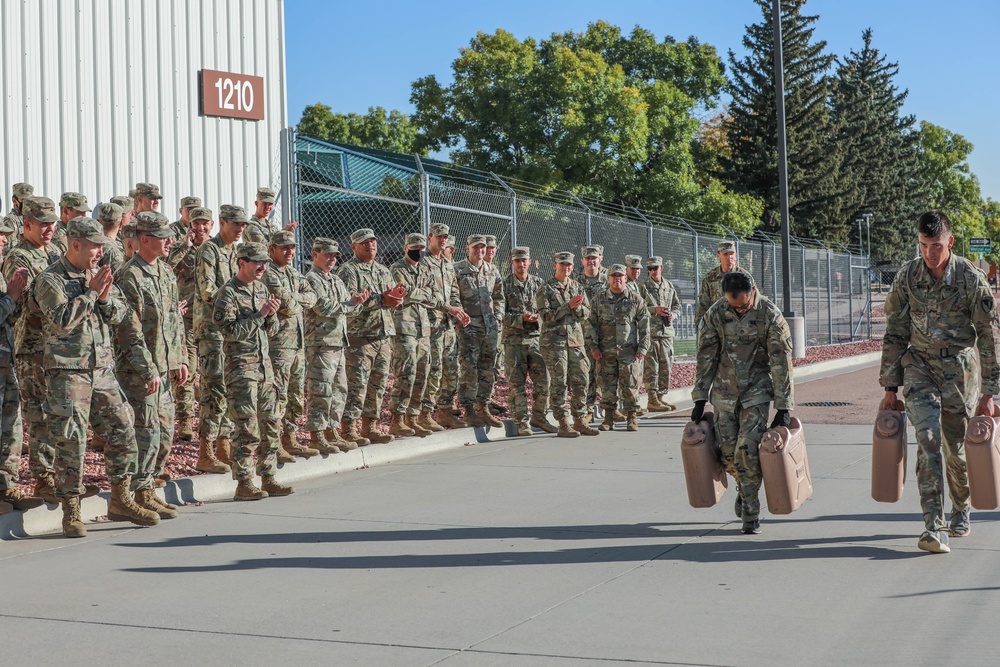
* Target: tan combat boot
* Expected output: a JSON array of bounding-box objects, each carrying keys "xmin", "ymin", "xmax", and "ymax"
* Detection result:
[
  {"xmin": 176, "ymin": 418, "xmax": 195, "ymax": 440},
  {"xmin": 326, "ymin": 427, "xmax": 357, "ymax": 451},
  {"xmin": 107, "ymin": 478, "xmax": 159, "ymax": 526},
  {"xmin": 61, "ymin": 496, "xmax": 87, "ymax": 538},
  {"xmin": 389, "ymin": 413, "xmax": 416, "ymax": 437},
  {"xmin": 340, "ymin": 419, "xmax": 371, "ymax": 447},
  {"xmin": 361, "ymin": 416, "xmax": 394, "ymax": 444},
  {"xmin": 417, "ymin": 410, "xmax": 444, "ymax": 433},
  {"xmin": 529, "ymin": 413, "xmax": 558, "ymax": 434},
  {"xmin": 574, "ymin": 417, "xmax": 600, "ymax": 436},
  {"xmin": 613, "ymin": 410, "xmax": 627, "ymax": 422},
  {"xmin": 261, "ymin": 475, "xmax": 294, "ymax": 497},
  {"xmin": 475, "ymin": 402, "xmax": 502, "ymax": 428},
  {"xmin": 284, "ymin": 431, "xmax": 320, "ymax": 458},
  {"xmin": 33, "ymin": 473, "xmax": 59, "ymax": 504},
  {"xmin": 463, "ymin": 405, "xmax": 486, "ymax": 428},
  {"xmin": 1, "ymin": 486, "xmax": 44, "ymax": 511},
  {"xmin": 661, "ymin": 397, "xmax": 678, "ymax": 411},
  {"xmin": 196, "ymin": 436, "xmax": 230, "ymax": 474},
  {"xmin": 626, "ymin": 411, "xmax": 639, "ymax": 432},
  {"xmin": 557, "ymin": 417, "xmax": 581, "ymax": 438},
  {"xmin": 599, "ymin": 411, "xmax": 615, "ymax": 432},
  {"xmin": 516, "ymin": 422, "xmax": 532, "ymax": 437},
  {"xmin": 216, "ymin": 436, "xmax": 233, "ymax": 467},
  {"xmin": 135, "ymin": 488, "xmax": 178, "ymax": 520},
  {"xmin": 646, "ymin": 393, "xmax": 669, "ymax": 413},
  {"xmin": 234, "ymin": 478, "xmax": 268, "ymax": 501},
  {"xmin": 276, "ymin": 444, "xmax": 297, "ymax": 464},
  {"xmin": 405, "ymin": 414, "xmax": 432, "ymax": 437},
  {"xmin": 436, "ymin": 406, "xmax": 467, "ymax": 428},
  {"xmin": 309, "ymin": 431, "xmax": 341, "ymax": 455}
]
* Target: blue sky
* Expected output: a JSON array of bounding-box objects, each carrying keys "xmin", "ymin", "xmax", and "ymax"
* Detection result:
[{"xmin": 285, "ymin": 0, "xmax": 1000, "ymax": 200}]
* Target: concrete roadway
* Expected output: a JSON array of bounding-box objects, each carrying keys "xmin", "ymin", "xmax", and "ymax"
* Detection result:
[{"xmin": 3, "ymin": 366, "xmax": 998, "ymax": 666}]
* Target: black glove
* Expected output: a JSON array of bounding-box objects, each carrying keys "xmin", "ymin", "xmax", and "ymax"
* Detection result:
[
  {"xmin": 770, "ymin": 409, "xmax": 791, "ymax": 429},
  {"xmin": 691, "ymin": 400, "xmax": 707, "ymax": 423}
]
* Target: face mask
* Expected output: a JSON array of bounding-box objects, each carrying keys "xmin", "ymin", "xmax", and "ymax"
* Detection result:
[{"xmin": 407, "ymin": 248, "xmax": 422, "ymax": 262}]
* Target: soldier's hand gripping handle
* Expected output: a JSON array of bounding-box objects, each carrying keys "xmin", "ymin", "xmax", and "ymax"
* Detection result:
[
  {"xmin": 976, "ymin": 394, "xmax": 996, "ymax": 417},
  {"xmin": 880, "ymin": 388, "xmax": 899, "ymax": 411},
  {"xmin": 691, "ymin": 400, "xmax": 707, "ymax": 423},
  {"xmin": 769, "ymin": 409, "xmax": 791, "ymax": 429}
]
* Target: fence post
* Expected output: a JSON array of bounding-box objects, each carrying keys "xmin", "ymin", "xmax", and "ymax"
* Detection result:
[
  {"xmin": 490, "ymin": 172, "xmax": 517, "ymax": 248},
  {"xmin": 415, "ymin": 155, "xmax": 430, "ymax": 237},
  {"xmin": 674, "ymin": 217, "xmax": 700, "ymax": 305},
  {"xmin": 570, "ymin": 193, "xmax": 592, "ymax": 245},
  {"xmin": 770, "ymin": 236, "xmax": 778, "ymax": 303},
  {"xmin": 279, "ymin": 126, "xmax": 301, "ymax": 268},
  {"xmin": 630, "ymin": 207, "xmax": 655, "ymax": 258},
  {"xmin": 847, "ymin": 247, "xmax": 854, "ymax": 341}
]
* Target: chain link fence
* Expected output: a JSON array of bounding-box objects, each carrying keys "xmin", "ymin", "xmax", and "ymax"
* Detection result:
[{"xmin": 287, "ymin": 132, "xmax": 879, "ymax": 355}]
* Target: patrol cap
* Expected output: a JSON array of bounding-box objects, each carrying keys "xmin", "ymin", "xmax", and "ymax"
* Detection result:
[
  {"xmin": 312, "ymin": 237, "xmax": 340, "ymax": 255},
  {"xmin": 66, "ymin": 217, "xmax": 111, "ymax": 244},
  {"xmin": 429, "ymin": 223, "xmax": 450, "ymax": 237},
  {"xmin": 270, "ymin": 230, "xmax": 296, "ymax": 247},
  {"xmin": 350, "ymin": 228, "xmax": 376, "ymax": 244},
  {"xmin": 110, "ymin": 195, "xmax": 133, "ymax": 214},
  {"xmin": 717, "ymin": 240, "xmax": 736, "ymax": 253},
  {"xmin": 120, "ymin": 222, "xmax": 137, "ymax": 240},
  {"xmin": 189, "ymin": 206, "xmax": 213, "ymax": 222},
  {"xmin": 136, "ymin": 183, "xmax": 162, "ymax": 199},
  {"xmin": 510, "ymin": 246, "xmax": 530, "ymax": 260},
  {"xmin": 581, "ymin": 245, "xmax": 601, "ymax": 258},
  {"xmin": 60, "ymin": 192, "xmax": 90, "ymax": 213},
  {"xmin": 95, "ymin": 202, "xmax": 124, "ymax": 226},
  {"xmin": 237, "ymin": 242, "xmax": 270, "ymax": 262},
  {"xmin": 180, "ymin": 195, "xmax": 202, "ymax": 209},
  {"xmin": 484, "ymin": 235, "xmax": 497, "ymax": 248},
  {"xmin": 625, "ymin": 255, "xmax": 642, "ymax": 269},
  {"xmin": 22, "ymin": 197, "xmax": 58, "ymax": 223},
  {"xmin": 467, "ymin": 234, "xmax": 487, "ymax": 247},
  {"xmin": 12, "ymin": 183, "xmax": 33, "ymax": 199},
  {"xmin": 404, "ymin": 233, "xmax": 427, "ymax": 249},
  {"xmin": 554, "ymin": 251, "xmax": 574, "ymax": 264},
  {"xmin": 646, "ymin": 256, "xmax": 663, "ymax": 268},
  {"xmin": 608, "ymin": 264, "xmax": 627, "ymax": 276},
  {"xmin": 256, "ymin": 187, "xmax": 276, "ymax": 203},
  {"xmin": 134, "ymin": 211, "xmax": 173, "ymax": 238},
  {"xmin": 219, "ymin": 204, "xmax": 250, "ymax": 223},
  {"xmin": 0, "ymin": 219, "xmax": 15, "ymax": 235}
]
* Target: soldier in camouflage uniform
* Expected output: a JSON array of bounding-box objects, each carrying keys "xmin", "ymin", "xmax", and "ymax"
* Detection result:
[
  {"xmin": 134, "ymin": 182, "xmax": 162, "ymax": 214},
  {"xmin": 261, "ymin": 230, "xmax": 319, "ymax": 460},
  {"xmin": 880, "ymin": 210, "xmax": 1000, "ymax": 554},
  {"xmin": 0, "ymin": 217, "xmax": 15, "ymax": 262},
  {"xmin": 451, "ymin": 234, "xmax": 505, "ymax": 428},
  {"xmin": 502, "ymin": 246, "xmax": 555, "ymax": 436},
  {"xmin": 171, "ymin": 195, "xmax": 201, "ymax": 242},
  {"xmin": 695, "ymin": 240, "xmax": 753, "ymax": 325},
  {"xmin": 243, "ymin": 187, "xmax": 277, "ymax": 245},
  {"xmin": 692, "ymin": 271, "xmax": 794, "ymax": 535},
  {"xmin": 624, "ymin": 255, "xmax": 642, "ymax": 293},
  {"xmin": 578, "ymin": 245, "xmax": 608, "ymax": 419},
  {"xmin": 536, "ymin": 251, "xmax": 598, "ymax": 438},
  {"xmin": 3, "ymin": 182, "xmax": 33, "ymax": 241},
  {"xmin": 213, "ymin": 242, "xmax": 293, "ymax": 501},
  {"xmin": 52, "ymin": 192, "xmax": 90, "ymax": 255},
  {"xmin": 304, "ymin": 238, "xmax": 366, "ymax": 452},
  {"xmin": 95, "ymin": 203, "xmax": 126, "ymax": 274},
  {"xmin": 388, "ymin": 233, "xmax": 436, "ymax": 438},
  {"xmin": 338, "ymin": 228, "xmax": 406, "ymax": 445},
  {"xmin": 36, "ymin": 218, "xmax": 160, "ymax": 537},
  {"xmin": 641, "ymin": 256, "xmax": 681, "ymax": 412},
  {"xmin": 110, "ymin": 194, "xmax": 135, "ymax": 228},
  {"xmin": 586, "ymin": 264, "xmax": 650, "ymax": 432},
  {"xmin": 194, "ymin": 204, "xmax": 247, "ymax": 473},
  {"xmin": 114, "ymin": 212, "xmax": 187, "ymax": 519}
]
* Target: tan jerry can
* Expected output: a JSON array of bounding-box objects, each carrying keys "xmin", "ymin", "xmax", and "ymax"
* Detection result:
[
  {"xmin": 871, "ymin": 401, "xmax": 907, "ymax": 503},
  {"xmin": 966, "ymin": 405, "xmax": 1000, "ymax": 510},
  {"xmin": 759, "ymin": 417, "xmax": 812, "ymax": 515},
  {"xmin": 680, "ymin": 412, "xmax": 728, "ymax": 508}
]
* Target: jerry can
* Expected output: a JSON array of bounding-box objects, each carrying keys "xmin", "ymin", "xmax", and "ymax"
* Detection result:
[
  {"xmin": 680, "ymin": 412, "xmax": 727, "ymax": 508},
  {"xmin": 760, "ymin": 417, "xmax": 812, "ymax": 514},
  {"xmin": 966, "ymin": 405, "xmax": 1000, "ymax": 510},
  {"xmin": 871, "ymin": 400, "xmax": 907, "ymax": 503}
]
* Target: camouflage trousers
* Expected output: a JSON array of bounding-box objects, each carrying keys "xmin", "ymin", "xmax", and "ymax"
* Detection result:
[
  {"xmin": 436, "ymin": 325, "xmax": 460, "ymax": 409},
  {"xmin": 173, "ymin": 322, "xmax": 198, "ymax": 420},
  {"xmin": 0, "ymin": 365, "xmax": 23, "ymax": 490},
  {"xmin": 542, "ymin": 345, "xmax": 590, "ymax": 420},
  {"xmin": 305, "ymin": 345, "xmax": 347, "ymax": 432},
  {"xmin": 423, "ymin": 320, "xmax": 449, "ymax": 413},
  {"xmin": 271, "ymin": 346, "xmax": 305, "ymax": 435},
  {"xmin": 457, "ymin": 328, "xmax": 499, "ymax": 407},
  {"xmin": 390, "ymin": 334, "xmax": 430, "ymax": 415},
  {"xmin": 503, "ymin": 342, "xmax": 549, "ymax": 424},
  {"xmin": 715, "ymin": 403, "xmax": 769, "ymax": 522},
  {"xmin": 344, "ymin": 337, "xmax": 392, "ymax": 421},
  {"xmin": 16, "ymin": 354, "xmax": 50, "ymax": 478},
  {"xmin": 120, "ymin": 371, "xmax": 175, "ymax": 490},
  {"xmin": 227, "ymin": 374, "xmax": 279, "ymax": 480},
  {"xmin": 643, "ymin": 337, "xmax": 674, "ymax": 395},
  {"xmin": 45, "ymin": 367, "xmax": 137, "ymax": 498},
  {"xmin": 197, "ymin": 337, "xmax": 233, "ymax": 441},
  {"xmin": 599, "ymin": 349, "xmax": 642, "ymax": 412}
]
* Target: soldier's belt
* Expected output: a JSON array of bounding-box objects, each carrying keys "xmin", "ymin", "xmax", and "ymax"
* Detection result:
[{"xmin": 926, "ymin": 345, "xmax": 968, "ymax": 358}]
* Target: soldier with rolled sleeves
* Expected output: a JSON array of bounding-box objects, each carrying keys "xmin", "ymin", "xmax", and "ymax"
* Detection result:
[
  {"xmin": 213, "ymin": 242, "xmax": 292, "ymax": 501},
  {"xmin": 586, "ymin": 264, "xmax": 650, "ymax": 432},
  {"xmin": 3, "ymin": 182, "xmax": 33, "ymax": 241},
  {"xmin": 388, "ymin": 233, "xmax": 437, "ymax": 438},
  {"xmin": 642, "ymin": 256, "xmax": 681, "ymax": 412},
  {"xmin": 536, "ymin": 251, "xmax": 598, "ymax": 437},
  {"xmin": 171, "ymin": 195, "xmax": 202, "ymax": 242},
  {"xmin": 193, "ymin": 204, "xmax": 247, "ymax": 473},
  {"xmin": 261, "ymin": 230, "xmax": 319, "ymax": 460},
  {"xmin": 338, "ymin": 227, "xmax": 406, "ymax": 445},
  {"xmin": 114, "ymin": 212, "xmax": 187, "ymax": 519},
  {"xmin": 304, "ymin": 238, "xmax": 367, "ymax": 452},
  {"xmin": 696, "ymin": 240, "xmax": 752, "ymax": 325},
  {"xmin": 502, "ymin": 246, "xmax": 555, "ymax": 436},
  {"xmin": 451, "ymin": 234, "xmax": 505, "ymax": 428},
  {"xmin": 134, "ymin": 182, "xmax": 162, "ymax": 214},
  {"xmin": 95, "ymin": 203, "xmax": 126, "ymax": 274},
  {"xmin": 880, "ymin": 210, "xmax": 1000, "ymax": 554},
  {"xmin": 35, "ymin": 218, "xmax": 160, "ymax": 537},
  {"xmin": 691, "ymin": 272, "xmax": 794, "ymax": 535},
  {"xmin": 167, "ymin": 206, "xmax": 213, "ymax": 440},
  {"xmin": 52, "ymin": 192, "xmax": 90, "ymax": 255},
  {"xmin": 578, "ymin": 245, "xmax": 608, "ymax": 420}
]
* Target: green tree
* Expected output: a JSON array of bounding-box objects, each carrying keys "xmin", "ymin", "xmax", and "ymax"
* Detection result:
[{"xmin": 297, "ymin": 104, "xmax": 424, "ymax": 155}]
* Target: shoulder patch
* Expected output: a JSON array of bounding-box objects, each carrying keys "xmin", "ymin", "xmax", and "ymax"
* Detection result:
[
  {"xmin": 983, "ymin": 296, "xmax": 995, "ymax": 314},
  {"xmin": 214, "ymin": 308, "xmax": 224, "ymax": 322}
]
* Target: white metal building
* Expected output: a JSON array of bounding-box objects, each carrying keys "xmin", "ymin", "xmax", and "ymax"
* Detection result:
[{"xmin": 0, "ymin": 0, "xmax": 288, "ymax": 218}]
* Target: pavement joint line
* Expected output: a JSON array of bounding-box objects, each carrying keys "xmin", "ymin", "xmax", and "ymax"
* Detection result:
[{"xmin": 433, "ymin": 647, "xmax": 732, "ymax": 666}]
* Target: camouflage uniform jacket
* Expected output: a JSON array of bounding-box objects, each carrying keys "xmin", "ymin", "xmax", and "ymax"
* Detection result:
[
  {"xmin": 536, "ymin": 277, "xmax": 591, "ymax": 349},
  {"xmin": 696, "ymin": 264, "xmax": 752, "ymax": 323},
  {"xmin": 213, "ymin": 277, "xmax": 279, "ymax": 382},
  {"xmin": 389, "ymin": 258, "xmax": 435, "ymax": 338},
  {"xmin": 586, "ymin": 288, "xmax": 651, "ymax": 356},
  {"xmin": 242, "ymin": 215, "xmax": 275, "ymax": 245},
  {"xmin": 194, "ymin": 235, "xmax": 238, "ymax": 342},
  {"xmin": 692, "ymin": 290, "xmax": 793, "ymax": 412},
  {"xmin": 99, "ymin": 237, "xmax": 126, "ymax": 275},
  {"xmin": 502, "ymin": 273, "xmax": 544, "ymax": 346},
  {"xmin": 880, "ymin": 253, "xmax": 1000, "ymax": 394},
  {"xmin": 34, "ymin": 256, "xmax": 130, "ymax": 371},
  {"xmin": 641, "ymin": 277, "xmax": 681, "ymax": 339},
  {"xmin": 337, "ymin": 257, "xmax": 396, "ymax": 341},
  {"xmin": 262, "ymin": 262, "xmax": 317, "ymax": 350},
  {"xmin": 450, "ymin": 259, "xmax": 504, "ymax": 334},
  {"xmin": 303, "ymin": 267, "xmax": 354, "ymax": 348},
  {"xmin": 3, "ymin": 240, "xmax": 58, "ymax": 358},
  {"xmin": 0, "ymin": 271, "xmax": 17, "ymax": 368},
  {"xmin": 170, "ymin": 220, "xmax": 188, "ymax": 242},
  {"xmin": 114, "ymin": 254, "xmax": 185, "ymax": 383},
  {"xmin": 422, "ymin": 253, "xmax": 457, "ymax": 325},
  {"xmin": 578, "ymin": 268, "xmax": 609, "ymax": 303},
  {"xmin": 50, "ymin": 222, "xmax": 68, "ymax": 255},
  {"xmin": 1, "ymin": 210, "xmax": 22, "ymax": 241},
  {"xmin": 169, "ymin": 240, "xmax": 202, "ymax": 333}
]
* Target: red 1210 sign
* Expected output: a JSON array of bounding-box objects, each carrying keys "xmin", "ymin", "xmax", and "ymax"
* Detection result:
[{"xmin": 201, "ymin": 69, "xmax": 265, "ymax": 120}]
